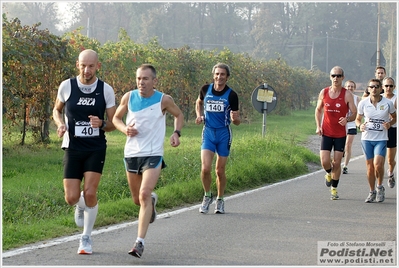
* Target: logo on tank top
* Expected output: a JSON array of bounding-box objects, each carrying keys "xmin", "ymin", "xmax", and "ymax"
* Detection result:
[
  {"xmin": 79, "ymin": 87, "xmax": 93, "ymax": 93},
  {"xmin": 77, "ymin": 97, "xmax": 96, "ymax": 106}
]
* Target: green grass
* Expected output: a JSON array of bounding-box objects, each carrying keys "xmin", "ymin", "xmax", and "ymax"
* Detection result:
[{"xmin": 2, "ymin": 108, "xmax": 320, "ymax": 251}]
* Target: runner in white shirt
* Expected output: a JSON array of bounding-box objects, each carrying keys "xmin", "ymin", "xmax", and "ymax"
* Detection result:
[
  {"xmin": 112, "ymin": 64, "xmax": 184, "ymax": 258},
  {"xmin": 356, "ymin": 78, "xmax": 396, "ymax": 203},
  {"xmin": 342, "ymin": 80, "xmax": 360, "ymax": 174},
  {"xmin": 382, "ymin": 77, "xmax": 397, "ymax": 188}
]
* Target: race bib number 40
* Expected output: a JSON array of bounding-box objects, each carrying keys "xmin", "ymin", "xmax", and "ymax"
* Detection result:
[{"xmin": 75, "ymin": 122, "xmax": 99, "ymax": 137}]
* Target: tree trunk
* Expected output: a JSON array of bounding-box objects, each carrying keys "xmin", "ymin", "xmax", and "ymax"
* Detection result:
[{"xmin": 21, "ymin": 102, "xmax": 27, "ymax": 145}]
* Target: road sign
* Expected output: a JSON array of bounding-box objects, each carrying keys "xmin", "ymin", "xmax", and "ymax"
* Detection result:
[
  {"xmin": 251, "ymin": 83, "xmax": 277, "ymax": 137},
  {"xmin": 251, "ymin": 83, "xmax": 277, "ymax": 114}
]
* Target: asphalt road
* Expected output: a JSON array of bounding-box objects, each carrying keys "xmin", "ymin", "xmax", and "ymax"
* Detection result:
[{"xmin": 2, "ymin": 135, "xmax": 397, "ymax": 266}]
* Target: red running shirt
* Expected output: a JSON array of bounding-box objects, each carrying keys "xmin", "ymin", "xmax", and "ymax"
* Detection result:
[{"xmin": 322, "ymin": 87, "xmax": 348, "ymax": 138}]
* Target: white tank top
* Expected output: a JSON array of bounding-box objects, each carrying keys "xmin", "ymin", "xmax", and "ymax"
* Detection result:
[
  {"xmin": 124, "ymin": 89, "xmax": 165, "ymax": 157},
  {"xmin": 346, "ymin": 94, "xmax": 359, "ymax": 130}
]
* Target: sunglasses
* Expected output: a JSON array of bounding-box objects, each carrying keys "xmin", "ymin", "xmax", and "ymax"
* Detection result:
[
  {"xmin": 368, "ymin": 85, "xmax": 380, "ymax": 89},
  {"xmin": 330, "ymin": 74, "xmax": 343, "ymax": 78},
  {"xmin": 384, "ymin": 85, "xmax": 394, "ymax": 88}
]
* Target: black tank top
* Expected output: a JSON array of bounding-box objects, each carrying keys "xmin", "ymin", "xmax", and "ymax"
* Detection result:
[{"xmin": 64, "ymin": 78, "xmax": 106, "ymax": 151}]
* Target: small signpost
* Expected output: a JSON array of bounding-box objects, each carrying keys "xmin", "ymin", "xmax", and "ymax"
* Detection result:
[{"xmin": 251, "ymin": 83, "xmax": 277, "ymax": 137}]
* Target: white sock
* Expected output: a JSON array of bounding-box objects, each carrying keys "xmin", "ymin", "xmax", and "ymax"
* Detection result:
[
  {"xmin": 136, "ymin": 237, "xmax": 145, "ymax": 245},
  {"xmin": 82, "ymin": 203, "xmax": 98, "ymax": 236},
  {"xmin": 76, "ymin": 191, "xmax": 86, "ymax": 208}
]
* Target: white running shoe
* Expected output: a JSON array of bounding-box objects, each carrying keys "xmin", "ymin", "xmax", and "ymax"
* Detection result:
[
  {"xmin": 365, "ymin": 190, "xmax": 376, "ymax": 203},
  {"xmin": 376, "ymin": 186, "xmax": 385, "ymax": 202},
  {"xmin": 199, "ymin": 194, "xmax": 213, "ymax": 214},
  {"xmin": 77, "ymin": 235, "xmax": 92, "ymax": 254},
  {"xmin": 214, "ymin": 199, "xmax": 225, "ymax": 214}
]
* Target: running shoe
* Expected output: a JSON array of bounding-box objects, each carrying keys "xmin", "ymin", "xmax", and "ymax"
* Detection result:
[
  {"xmin": 74, "ymin": 205, "xmax": 85, "ymax": 228},
  {"xmin": 150, "ymin": 192, "xmax": 158, "ymax": 224},
  {"xmin": 77, "ymin": 235, "xmax": 92, "ymax": 254},
  {"xmin": 214, "ymin": 199, "xmax": 225, "ymax": 214},
  {"xmin": 128, "ymin": 241, "xmax": 144, "ymax": 258},
  {"xmin": 387, "ymin": 170, "xmax": 395, "ymax": 188},
  {"xmin": 376, "ymin": 186, "xmax": 385, "ymax": 202},
  {"xmin": 330, "ymin": 188, "xmax": 339, "ymax": 200},
  {"xmin": 199, "ymin": 194, "xmax": 213, "ymax": 214},
  {"xmin": 325, "ymin": 173, "xmax": 332, "ymax": 187},
  {"xmin": 365, "ymin": 190, "xmax": 376, "ymax": 203},
  {"xmin": 342, "ymin": 166, "xmax": 348, "ymax": 174}
]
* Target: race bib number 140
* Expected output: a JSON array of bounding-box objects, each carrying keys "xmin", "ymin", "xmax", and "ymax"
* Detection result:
[{"xmin": 205, "ymin": 103, "xmax": 224, "ymax": 112}]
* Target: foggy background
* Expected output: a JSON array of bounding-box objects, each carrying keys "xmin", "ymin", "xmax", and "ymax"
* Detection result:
[{"xmin": 2, "ymin": 2, "xmax": 397, "ymax": 85}]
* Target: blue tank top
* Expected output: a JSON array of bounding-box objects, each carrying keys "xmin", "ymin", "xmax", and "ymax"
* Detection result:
[
  {"xmin": 204, "ymin": 83, "xmax": 232, "ymax": 128},
  {"xmin": 64, "ymin": 78, "xmax": 106, "ymax": 151}
]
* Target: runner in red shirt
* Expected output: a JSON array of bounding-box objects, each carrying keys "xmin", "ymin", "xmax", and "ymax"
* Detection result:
[{"xmin": 315, "ymin": 66, "xmax": 357, "ymax": 200}]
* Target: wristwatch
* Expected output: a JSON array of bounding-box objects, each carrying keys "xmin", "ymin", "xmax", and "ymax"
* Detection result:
[
  {"xmin": 174, "ymin": 130, "xmax": 181, "ymax": 137},
  {"xmin": 100, "ymin": 120, "xmax": 107, "ymax": 130}
]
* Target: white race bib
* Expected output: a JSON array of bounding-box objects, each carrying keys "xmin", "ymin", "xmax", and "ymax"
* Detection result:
[
  {"xmin": 205, "ymin": 102, "xmax": 224, "ymax": 112},
  {"xmin": 365, "ymin": 118, "xmax": 384, "ymax": 132},
  {"xmin": 75, "ymin": 124, "xmax": 99, "ymax": 137}
]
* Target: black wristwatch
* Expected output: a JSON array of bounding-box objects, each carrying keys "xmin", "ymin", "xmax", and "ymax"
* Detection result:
[
  {"xmin": 174, "ymin": 130, "xmax": 181, "ymax": 137},
  {"xmin": 100, "ymin": 120, "xmax": 106, "ymax": 130}
]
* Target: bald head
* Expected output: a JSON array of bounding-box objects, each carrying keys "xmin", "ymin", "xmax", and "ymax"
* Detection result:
[
  {"xmin": 76, "ymin": 49, "xmax": 100, "ymax": 84},
  {"xmin": 79, "ymin": 49, "xmax": 99, "ymax": 62}
]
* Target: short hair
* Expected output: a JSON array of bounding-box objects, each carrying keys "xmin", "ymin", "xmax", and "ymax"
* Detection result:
[
  {"xmin": 368, "ymin": 78, "xmax": 382, "ymax": 87},
  {"xmin": 330, "ymin": 66, "xmax": 344, "ymax": 77},
  {"xmin": 212, "ymin": 63, "xmax": 230, "ymax": 77},
  {"xmin": 383, "ymin": 76, "xmax": 395, "ymax": 85},
  {"xmin": 345, "ymin": 80, "xmax": 356, "ymax": 89},
  {"xmin": 375, "ymin": 66, "xmax": 386, "ymax": 73},
  {"xmin": 138, "ymin": 64, "xmax": 157, "ymax": 78}
]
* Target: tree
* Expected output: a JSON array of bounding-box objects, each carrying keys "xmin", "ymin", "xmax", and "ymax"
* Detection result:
[
  {"xmin": 6, "ymin": 2, "xmax": 392, "ymax": 83},
  {"xmin": 3, "ymin": 15, "xmax": 69, "ymax": 144},
  {"xmin": 250, "ymin": 2, "xmax": 393, "ymax": 83},
  {"xmin": 2, "ymin": 2, "xmax": 63, "ymax": 35}
]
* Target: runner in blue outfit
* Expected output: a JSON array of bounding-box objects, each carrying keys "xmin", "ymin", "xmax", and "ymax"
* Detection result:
[{"xmin": 195, "ymin": 63, "xmax": 240, "ymax": 214}]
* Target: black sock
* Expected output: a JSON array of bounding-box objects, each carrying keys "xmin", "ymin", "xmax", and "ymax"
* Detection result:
[
  {"xmin": 325, "ymin": 168, "xmax": 332, "ymax": 174},
  {"xmin": 332, "ymin": 179, "xmax": 339, "ymax": 188}
]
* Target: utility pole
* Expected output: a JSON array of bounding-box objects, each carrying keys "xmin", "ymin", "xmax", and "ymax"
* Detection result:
[
  {"xmin": 87, "ymin": 17, "xmax": 90, "ymax": 38},
  {"xmin": 326, "ymin": 32, "xmax": 329, "ymax": 73},
  {"xmin": 311, "ymin": 41, "xmax": 314, "ymax": 70},
  {"xmin": 286, "ymin": 44, "xmax": 314, "ymax": 70},
  {"xmin": 389, "ymin": 8, "xmax": 394, "ymax": 76},
  {"xmin": 376, "ymin": 3, "xmax": 380, "ymax": 66}
]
